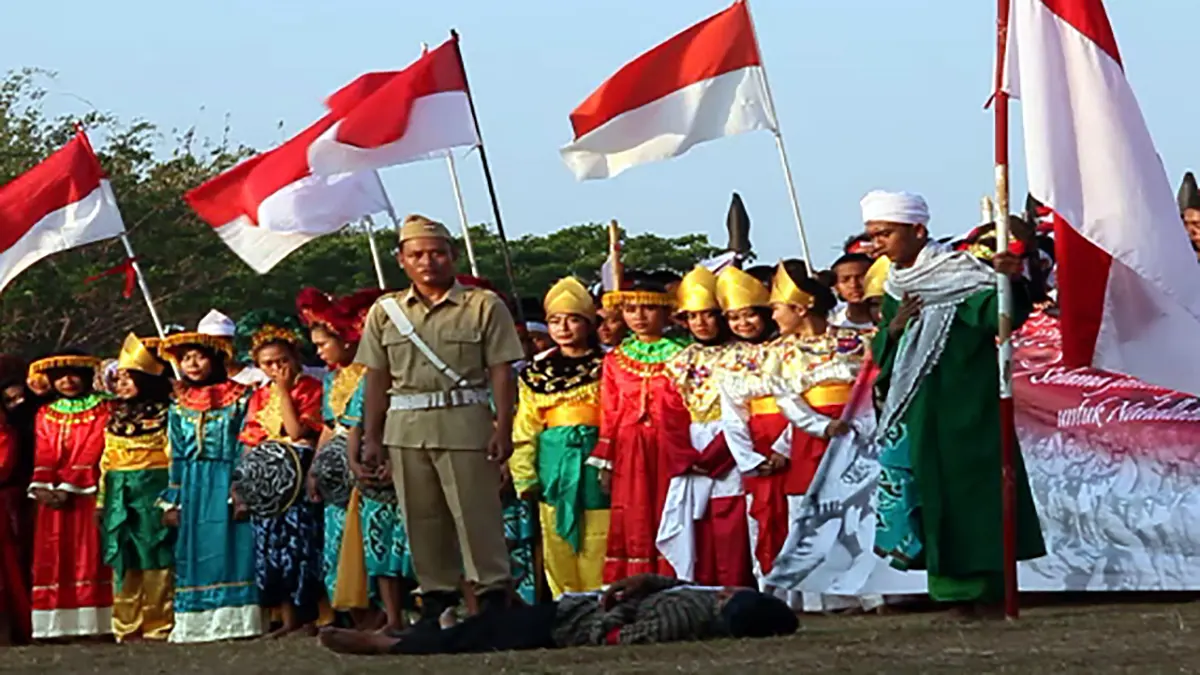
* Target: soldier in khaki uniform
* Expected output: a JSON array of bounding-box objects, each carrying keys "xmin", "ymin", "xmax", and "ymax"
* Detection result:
[{"xmin": 356, "ymin": 214, "xmax": 525, "ymax": 626}]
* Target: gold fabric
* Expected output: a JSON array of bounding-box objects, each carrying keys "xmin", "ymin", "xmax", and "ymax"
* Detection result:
[
  {"xmin": 768, "ymin": 263, "xmax": 814, "ymax": 308},
  {"xmin": 102, "ymin": 429, "xmax": 170, "ymax": 472},
  {"xmin": 117, "ymin": 333, "xmax": 165, "ymax": 376},
  {"xmin": 539, "ymin": 502, "xmax": 609, "ymax": 597},
  {"xmin": 159, "ymin": 332, "xmax": 234, "ymax": 364},
  {"xmin": 331, "ymin": 489, "xmax": 371, "ymax": 610},
  {"xmin": 544, "ymin": 277, "xmax": 596, "ymax": 321},
  {"xmin": 355, "ymin": 284, "xmax": 525, "ymax": 450},
  {"xmin": 864, "ymin": 256, "xmax": 891, "ymax": 299},
  {"xmin": 398, "ymin": 214, "xmax": 453, "ymax": 243},
  {"xmin": 29, "ymin": 354, "xmax": 100, "ymax": 376},
  {"xmin": 749, "ymin": 396, "xmax": 780, "ymax": 416},
  {"xmin": 601, "ymin": 290, "xmax": 673, "ymax": 310},
  {"xmin": 544, "ymin": 402, "xmax": 601, "ymax": 429},
  {"xmin": 803, "ymin": 382, "xmax": 854, "ymax": 408},
  {"xmin": 674, "ymin": 266, "xmax": 720, "ymax": 314},
  {"xmin": 663, "ymin": 343, "xmax": 727, "ymax": 423},
  {"xmin": 511, "ymin": 374, "xmax": 601, "ymax": 497},
  {"xmin": 111, "ymin": 568, "xmax": 174, "ymax": 642},
  {"xmin": 716, "ymin": 266, "xmax": 769, "ymax": 311}
]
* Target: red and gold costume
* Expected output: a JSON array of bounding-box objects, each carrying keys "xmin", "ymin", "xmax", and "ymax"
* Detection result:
[{"xmin": 0, "ymin": 420, "xmax": 31, "ymax": 642}]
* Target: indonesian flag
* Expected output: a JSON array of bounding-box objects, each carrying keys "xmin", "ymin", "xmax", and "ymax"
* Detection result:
[
  {"xmin": 1003, "ymin": 0, "xmax": 1200, "ymax": 397},
  {"xmin": 307, "ymin": 37, "xmax": 479, "ymax": 176},
  {"xmin": 185, "ymin": 116, "xmax": 389, "ymax": 274},
  {"xmin": 560, "ymin": 1, "xmax": 778, "ymax": 180},
  {"xmin": 0, "ymin": 132, "xmax": 126, "ymax": 291}
]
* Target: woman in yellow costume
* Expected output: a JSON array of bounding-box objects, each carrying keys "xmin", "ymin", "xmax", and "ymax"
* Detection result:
[{"xmin": 510, "ymin": 277, "xmax": 610, "ymax": 596}]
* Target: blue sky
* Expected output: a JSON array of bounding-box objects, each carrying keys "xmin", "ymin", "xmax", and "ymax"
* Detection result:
[{"xmin": 7, "ymin": 1, "xmax": 1198, "ymax": 271}]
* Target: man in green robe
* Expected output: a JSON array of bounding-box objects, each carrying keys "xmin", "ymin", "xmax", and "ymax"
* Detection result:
[{"xmin": 861, "ymin": 190, "xmax": 1044, "ymax": 614}]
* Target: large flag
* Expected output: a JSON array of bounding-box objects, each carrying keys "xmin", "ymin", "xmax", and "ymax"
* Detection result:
[
  {"xmin": 0, "ymin": 132, "xmax": 127, "ymax": 291},
  {"xmin": 185, "ymin": 116, "xmax": 389, "ymax": 274},
  {"xmin": 307, "ymin": 37, "xmax": 479, "ymax": 176},
  {"xmin": 1003, "ymin": 0, "xmax": 1200, "ymax": 396},
  {"xmin": 560, "ymin": 0, "xmax": 777, "ymax": 180}
]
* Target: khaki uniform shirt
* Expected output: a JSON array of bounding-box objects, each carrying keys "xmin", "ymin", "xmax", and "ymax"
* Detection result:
[{"xmin": 355, "ymin": 282, "xmax": 525, "ymax": 450}]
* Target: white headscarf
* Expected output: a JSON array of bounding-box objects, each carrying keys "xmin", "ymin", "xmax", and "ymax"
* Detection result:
[
  {"xmin": 860, "ymin": 190, "xmax": 930, "ymax": 226},
  {"xmin": 197, "ymin": 309, "xmax": 235, "ymax": 337}
]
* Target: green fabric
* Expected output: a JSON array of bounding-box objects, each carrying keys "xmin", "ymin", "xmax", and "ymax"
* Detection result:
[
  {"xmin": 618, "ymin": 336, "xmax": 689, "ymax": 364},
  {"xmin": 872, "ymin": 285, "xmax": 1045, "ymax": 587},
  {"xmin": 101, "ymin": 468, "xmax": 174, "ymax": 587},
  {"xmin": 537, "ymin": 424, "xmax": 609, "ymax": 553},
  {"xmin": 49, "ymin": 392, "xmax": 108, "ymax": 414},
  {"xmin": 928, "ymin": 571, "xmax": 1004, "ymax": 604}
]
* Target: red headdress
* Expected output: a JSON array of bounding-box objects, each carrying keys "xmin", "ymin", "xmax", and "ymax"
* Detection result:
[{"xmin": 296, "ymin": 287, "xmax": 386, "ymax": 345}]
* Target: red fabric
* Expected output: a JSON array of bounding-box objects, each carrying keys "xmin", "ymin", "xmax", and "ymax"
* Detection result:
[
  {"xmin": 606, "ymin": 626, "xmax": 622, "ymax": 645},
  {"xmin": 742, "ymin": 411, "xmax": 790, "ymax": 575},
  {"xmin": 693, "ymin": 494, "xmax": 755, "ymax": 588},
  {"xmin": 597, "ymin": 351, "xmax": 695, "ymax": 583},
  {"xmin": 296, "ymin": 287, "xmax": 385, "ymax": 344},
  {"xmin": 1054, "ymin": 214, "xmax": 1112, "ymax": 369},
  {"xmin": 0, "ymin": 132, "xmax": 105, "ymax": 251},
  {"xmin": 1041, "ymin": 0, "xmax": 1122, "ymax": 66},
  {"xmin": 239, "ymin": 374, "xmax": 324, "ymax": 447},
  {"xmin": 0, "ymin": 426, "xmax": 31, "ymax": 642},
  {"xmin": 83, "ymin": 256, "xmax": 137, "ymax": 299},
  {"xmin": 30, "ymin": 402, "xmax": 113, "ymax": 619},
  {"xmin": 782, "ymin": 403, "xmax": 845, "ymax": 495},
  {"xmin": 694, "ymin": 432, "xmax": 736, "ymax": 479}
]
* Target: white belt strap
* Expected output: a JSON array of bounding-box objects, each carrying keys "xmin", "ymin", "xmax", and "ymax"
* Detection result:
[
  {"xmin": 379, "ymin": 298, "xmax": 469, "ymax": 388},
  {"xmin": 390, "ymin": 389, "xmax": 490, "ymax": 411}
]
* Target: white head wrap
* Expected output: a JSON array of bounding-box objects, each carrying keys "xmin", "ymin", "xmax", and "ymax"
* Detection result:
[
  {"xmin": 197, "ymin": 309, "xmax": 235, "ymax": 337},
  {"xmin": 860, "ymin": 190, "xmax": 930, "ymax": 226}
]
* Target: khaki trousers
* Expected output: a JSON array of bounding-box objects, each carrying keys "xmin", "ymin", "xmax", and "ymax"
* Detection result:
[{"xmin": 389, "ymin": 447, "xmax": 511, "ymax": 594}]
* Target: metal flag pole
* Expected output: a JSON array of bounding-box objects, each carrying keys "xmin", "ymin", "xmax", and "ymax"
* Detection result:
[
  {"xmin": 449, "ymin": 28, "xmax": 523, "ymax": 321},
  {"xmin": 741, "ymin": 0, "xmax": 814, "ymax": 273},
  {"xmin": 982, "ymin": 196, "xmax": 995, "ymax": 225},
  {"xmin": 445, "ymin": 152, "xmax": 480, "ymax": 276},
  {"xmin": 117, "ymin": 234, "xmax": 167, "ymax": 339},
  {"xmin": 993, "ymin": 0, "xmax": 1020, "ymax": 621},
  {"xmin": 362, "ymin": 215, "xmax": 388, "ymax": 290}
]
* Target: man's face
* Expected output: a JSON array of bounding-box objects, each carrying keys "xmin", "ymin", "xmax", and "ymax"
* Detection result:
[
  {"xmin": 398, "ymin": 237, "xmax": 455, "ymax": 287},
  {"xmin": 1184, "ymin": 209, "xmax": 1200, "ymax": 251},
  {"xmin": 866, "ymin": 221, "xmax": 926, "ymax": 266},
  {"xmin": 832, "ymin": 261, "xmax": 870, "ymax": 304}
]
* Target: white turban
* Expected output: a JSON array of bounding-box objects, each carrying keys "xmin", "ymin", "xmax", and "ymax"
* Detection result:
[
  {"xmin": 197, "ymin": 309, "xmax": 235, "ymax": 337},
  {"xmin": 860, "ymin": 190, "xmax": 930, "ymax": 226}
]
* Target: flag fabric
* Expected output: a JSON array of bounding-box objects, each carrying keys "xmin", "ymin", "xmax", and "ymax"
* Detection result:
[
  {"xmin": 1003, "ymin": 0, "xmax": 1200, "ymax": 396},
  {"xmin": 185, "ymin": 117, "xmax": 389, "ymax": 274},
  {"xmin": 560, "ymin": 0, "xmax": 777, "ymax": 181},
  {"xmin": 0, "ymin": 132, "xmax": 126, "ymax": 291},
  {"xmin": 307, "ymin": 37, "xmax": 479, "ymax": 176}
]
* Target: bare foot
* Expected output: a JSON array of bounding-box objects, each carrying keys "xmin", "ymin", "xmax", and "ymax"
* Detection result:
[
  {"xmin": 318, "ymin": 627, "xmax": 398, "ymax": 655},
  {"xmin": 265, "ymin": 623, "xmax": 303, "ymax": 640},
  {"xmin": 376, "ymin": 621, "xmax": 407, "ymax": 635}
]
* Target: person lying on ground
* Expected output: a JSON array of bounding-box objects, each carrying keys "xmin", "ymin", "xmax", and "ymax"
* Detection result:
[{"xmin": 317, "ymin": 573, "xmax": 799, "ymax": 655}]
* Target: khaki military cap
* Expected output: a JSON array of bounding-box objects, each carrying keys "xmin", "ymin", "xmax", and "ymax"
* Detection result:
[{"xmin": 398, "ymin": 214, "xmax": 453, "ymax": 244}]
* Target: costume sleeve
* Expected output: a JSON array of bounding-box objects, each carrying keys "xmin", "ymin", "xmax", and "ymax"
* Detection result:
[
  {"xmin": 0, "ymin": 424, "xmax": 17, "ymax": 484},
  {"xmin": 587, "ymin": 355, "xmax": 617, "ymax": 472},
  {"xmin": 296, "ymin": 377, "xmax": 326, "ymax": 437},
  {"xmin": 776, "ymin": 394, "xmax": 835, "ymax": 438},
  {"xmin": 482, "ymin": 294, "xmax": 526, "ymax": 367},
  {"xmin": 509, "ymin": 381, "xmax": 543, "ymax": 497},
  {"xmin": 28, "ymin": 408, "xmax": 56, "ymax": 493},
  {"xmin": 158, "ymin": 418, "xmax": 182, "ymax": 511},
  {"xmin": 661, "ymin": 379, "xmax": 704, "ymax": 479},
  {"xmin": 238, "ymin": 387, "xmax": 268, "ymax": 448},
  {"xmin": 719, "ymin": 378, "xmax": 766, "ymax": 473},
  {"xmin": 321, "ymin": 371, "xmax": 336, "ymax": 426},
  {"xmin": 354, "ymin": 302, "xmax": 390, "ymax": 371}
]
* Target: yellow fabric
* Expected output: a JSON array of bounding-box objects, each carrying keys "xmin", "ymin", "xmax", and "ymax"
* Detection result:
[
  {"xmin": 510, "ymin": 379, "xmax": 602, "ymax": 498},
  {"xmin": 803, "ymin": 382, "xmax": 854, "ymax": 408},
  {"xmin": 544, "ymin": 277, "xmax": 596, "ymax": 321},
  {"xmin": 664, "ymin": 343, "xmax": 726, "ymax": 423},
  {"xmin": 864, "ymin": 256, "xmax": 891, "ymax": 299},
  {"xmin": 716, "ymin": 266, "xmax": 769, "ymax": 311},
  {"xmin": 102, "ymin": 430, "xmax": 171, "ymax": 472},
  {"xmin": 112, "ymin": 568, "xmax": 174, "ymax": 642},
  {"xmin": 118, "ymin": 333, "xmax": 165, "ymax": 376},
  {"xmin": 331, "ymin": 489, "xmax": 371, "ymax": 610},
  {"xmin": 769, "ymin": 263, "xmax": 814, "ymax": 308},
  {"xmin": 544, "ymin": 402, "xmax": 601, "ymax": 429},
  {"xmin": 29, "ymin": 354, "xmax": 100, "ymax": 376},
  {"xmin": 539, "ymin": 502, "xmax": 609, "ymax": 597},
  {"xmin": 675, "ymin": 266, "xmax": 720, "ymax": 313},
  {"xmin": 601, "ymin": 290, "xmax": 673, "ymax": 310},
  {"xmin": 749, "ymin": 396, "xmax": 780, "ymax": 416},
  {"xmin": 159, "ymin": 331, "xmax": 234, "ymax": 364}
]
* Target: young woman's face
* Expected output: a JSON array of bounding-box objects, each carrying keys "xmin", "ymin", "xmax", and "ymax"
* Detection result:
[
  {"xmin": 51, "ymin": 371, "xmax": 87, "ymax": 398},
  {"xmin": 686, "ymin": 310, "xmax": 722, "ymax": 342},
  {"xmin": 311, "ymin": 326, "xmax": 352, "ymax": 367},
  {"xmin": 180, "ymin": 348, "xmax": 214, "ymax": 383},
  {"xmin": 548, "ymin": 313, "xmax": 592, "ymax": 350},
  {"xmin": 115, "ymin": 369, "xmax": 140, "ymax": 400},
  {"xmin": 726, "ymin": 307, "xmax": 766, "ymax": 341},
  {"xmin": 622, "ymin": 303, "xmax": 669, "ymax": 338},
  {"xmin": 255, "ymin": 343, "xmax": 298, "ymax": 381},
  {"xmin": 771, "ymin": 303, "xmax": 805, "ymax": 336},
  {"xmin": 596, "ymin": 309, "xmax": 626, "ymax": 347}
]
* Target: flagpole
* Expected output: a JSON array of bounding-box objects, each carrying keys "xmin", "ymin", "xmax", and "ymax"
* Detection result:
[
  {"xmin": 445, "ymin": 152, "xmax": 480, "ymax": 276},
  {"xmin": 449, "ymin": 29, "xmax": 523, "ymax": 321},
  {"xmin": 993, "ymin": 0, "xmax": 1020, "ymax": 621},
  {"xmin": 117, "ymin": 235, "xmax": 166, "ymax": 339},
  {"xmin": 362, "ymin": 215, "xmax": 388, "ymax": 290},
  {"xmin": 741, "ymin": 0, "xmax": 814, "ymax": 273}
]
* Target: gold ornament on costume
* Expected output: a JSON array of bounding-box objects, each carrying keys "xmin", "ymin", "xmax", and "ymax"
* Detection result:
[
  {"xmin": 159, "ymin": 332, "xmax": 235, "ymax": 364},
  {"xmin": 674, "ymin": 266, "xmax": 719, "ymax": 314},
  {"xmin": 715, "ymin": 266, "xmax": 769, "ymax": 312},
  {"xmin": 768, "ymin": 263, "xmax": 814, "ymax": 308},
  {"xmin": 28, "ymin": 354, "xmax": 101, "ymax": 377},
  {"xmin": 602, "ymin": 290, "xmax": 673, "ymax": 310},
  {"xmin": 863, "ymin": 256, "xmax": 891, "ymax": 299},
  {"xmin": 543, "ymin": 277, "xmax": 596, "ymax": 321},
  {"xmin": 117, "ymin": 333, "xmax": 165, "ymax": 376},
  {"xmin": 250, "ymin": 324, "xmax": 302, "ymax": 353}
]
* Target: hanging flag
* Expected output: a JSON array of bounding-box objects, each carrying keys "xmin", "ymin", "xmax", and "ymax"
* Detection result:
[
  {"xmin": 185, "ymin": 117, "xmax": 389, "ymax": 274},
  {"xmin": 560, "ymin": 1, "xmax": 777, "ymax": 181},
  {"xmin": 307, "ymin": 37, "xmax": 480, "ymax": 176},
  {"xmin": 1003, "ymin": 0, "xmax": 1200, "ymax": 396},
  {"xmin": 0, "ymin": 132, "xmax": 127, "ymax": 292}
]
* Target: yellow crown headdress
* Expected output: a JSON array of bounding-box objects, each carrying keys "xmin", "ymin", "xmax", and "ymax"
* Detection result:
[
  {"xmin": 715, "ymin": 266, "xmax": 769, "ymax": 312},
  {"xmin": 28, "ymin": 354, "xmax": 101, "ymax": 377},
  {"xmin": 675, "ymin": 266, "xmax": 719, "ymax": 314},
  {"xmin": 117, "ymin": 333, "xmax": 165, "ymax": 376},
  {"xmin": 768, "ymin": 263, "xmax": 814, "ymax": 308},
  {"xmin": 544, "ymin": 276, "xmax": 596, "ymax": 321},
  {"xmin": 863, "ymin": 256, "xmax": 891, "ymax": 299}
]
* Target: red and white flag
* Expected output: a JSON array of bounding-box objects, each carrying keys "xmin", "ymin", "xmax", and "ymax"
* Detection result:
[
  {"xmin": 307, "ymin": 37, "xmax": 479, "ymax": 176},
  {"xmin": 185, "ymin": 116, "xmax": 389, "ymax": 274},
  {"xmin": 0, "ymin": 132, "xmax": 126, "ymax": 291},
  {"xmin": 560, "ymin": 1, "xmax": 777, "ymax": 180},
  {"xmin": 1003, "ymin": 0, "xmax": 1200, "ymax": 396}
]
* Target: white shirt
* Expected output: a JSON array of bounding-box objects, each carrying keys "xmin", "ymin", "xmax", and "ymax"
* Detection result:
[{"xmin": 830, "ymin": 303, "xmax": 876, "ymax": 331}]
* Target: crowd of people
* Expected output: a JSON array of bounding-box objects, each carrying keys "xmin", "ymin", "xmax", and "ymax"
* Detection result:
[{"xmin": 7, "ymin": 176, "xmax": 1197, "ymax": 655}]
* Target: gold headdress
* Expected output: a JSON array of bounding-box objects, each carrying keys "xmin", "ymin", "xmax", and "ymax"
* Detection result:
[
  {"xmin": 675, "ymin": 266, "xmax": 719, "ymax": 314},
  {"xmin": 117, "ymin": 333, "xmax": 165, "ymax": 376},
  {"xmin": 715, "ymin": 266, "xmax": 769, "ymax": 312},
  {"xmin": 863, "ymin": 256, "xmax": 891, "ymax": 299},
  {"xmin": 28, "ymin": 354, "xmax": 101, "ymax": 377},
  {"xmin": 768, "ymin": 263, "xmax": 814, "ymax": 308},
  {"xmin": 544, "ymin": 277, "xmax": 596, "ymax": 321}
]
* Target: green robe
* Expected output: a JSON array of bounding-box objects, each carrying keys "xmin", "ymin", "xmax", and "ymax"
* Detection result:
[{"xmin": 872, "ymin": 286, "xmax": 1045, "ymax": 602}]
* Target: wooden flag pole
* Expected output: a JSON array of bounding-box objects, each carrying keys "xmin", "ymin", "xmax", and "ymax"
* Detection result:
[{"xmin": 993, "ymin": 0, "xmax": 1020, "ymax": 621}]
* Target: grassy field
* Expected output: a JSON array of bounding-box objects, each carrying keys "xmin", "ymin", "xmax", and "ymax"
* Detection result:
[{"xmin": 4, "ymin": 599, "xmax": 1200, "ymax": 674}]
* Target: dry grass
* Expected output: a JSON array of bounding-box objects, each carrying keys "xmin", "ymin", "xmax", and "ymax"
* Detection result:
[{"xmin": 5, "ymin": 599, "xmax": 1200, "ymax": 674}]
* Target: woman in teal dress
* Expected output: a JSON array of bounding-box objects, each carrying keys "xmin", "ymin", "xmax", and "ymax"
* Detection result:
[{"xmin": 158, "ymin": 315, "xmax": 261, "ymax": 643}]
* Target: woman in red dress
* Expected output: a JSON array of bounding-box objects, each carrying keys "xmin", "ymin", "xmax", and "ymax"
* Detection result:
[{"xmin": 0, "ymin": 412, "xmax": 32, "ymax": 645}]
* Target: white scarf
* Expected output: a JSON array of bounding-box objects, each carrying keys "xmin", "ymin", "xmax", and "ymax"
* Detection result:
[{"xmin": 876, "ymin": 243, "xmax": 996, "ymax": 437}]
